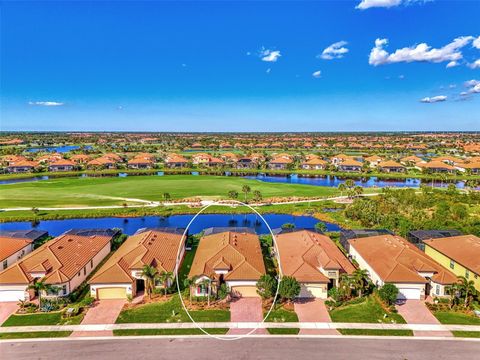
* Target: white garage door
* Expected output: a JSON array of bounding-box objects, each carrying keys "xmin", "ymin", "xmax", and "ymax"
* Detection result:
[
  {"xmin": 397, "ymin": 287, "xmax": 421, "ymax": 300},
  {"xmin": 0, "ymin": 290, "xmax": 25, "ymax": 302},
  {"xmin": 298, "ymin": 284, "xmax": 326, "ymax": 299}
]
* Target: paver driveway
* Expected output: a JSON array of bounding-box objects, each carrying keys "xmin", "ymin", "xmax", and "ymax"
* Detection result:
[
  {"xmin": 294, "ymin": 298, "xmax": 339, "ymax": 335},
  {"xmin": 0, "ymin": 302, "xmax": 19, "ymax": 326},
  {"xmin": 70, "ymin": 299, "xmax": 125, "ymax": 337},
  {"xmin": 228, "ymin": 297, "xmax": 267, "ymax": 335},
  {"xmin": 396, "ymin": 300, "xmax": 452, "ymax": 337}
]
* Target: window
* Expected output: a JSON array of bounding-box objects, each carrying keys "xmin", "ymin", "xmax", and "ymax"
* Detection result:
[
  {"xmin": 78, "ymin": 271, "xmax": 80, "ymax": 277},
  {"xmin": 2, "ymin": 260, "xmax": 7, "ymax": 270},
  {"xmin": 449, "ymin": 260, "xmax": 455, "ymax": 269},
  {"xmin": 90, "ymin": 260, "xmax": 93, "ymax": 268},
  {"xmin": 62, "ymin": 285, "xmax": 67, "ymax": 295},
  {"xmin": 475, "ymin": 274, "xmax": 478, "ymax": 279},
  {"xmin": 83, "ymin": 267, "xmax": 86, "ymax": 276},
  {"xmin": 435, "ymin": 285, "xmax": 440, "ymax": 295},
  {"xmin": 465, "ymin": 270, "xmax": 470, "ymax": 279}
]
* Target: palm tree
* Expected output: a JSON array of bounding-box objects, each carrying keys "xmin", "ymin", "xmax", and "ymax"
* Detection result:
[
  {"xmin": 228, "ymin": 190, "xmax": 239, "ymax": 200},
  {"xmin": 338, "ymin": 274, "xmax": 354, "ymax": 300},
  {"xmin": 162, "ymin": 192, "xmax": 171, "ymax": 202},
  {"xmin": 352, "ymin": 269, "xmax": 369, "ymax": 298},
  {"xmin": 28, "ymin": 280, "xmax": 58, "ymax": 309},
  {"xmin": 199, "ymin": 278, "xmax": 212, "ymax": 306},
  {"xmin": 338, "ymin": 183, "xmax": 346, "ymax": 197},
  {"xmin": 241, "ymin": 185, "xmax": 251, "ymax": 203},
  {"xmin": 345, "ymin": 179, "xmax": 355, "ymax": 189},
  {"xmin": 252, "ymin": 190, "xmax": 262, "ymax": 202},
  {"xmin": 141, "ymin": 264, "xmax": 159, "ymax": 299},
  {"xmin": 457, "ymin": 276, "xmax": 476, "ymax": 307},
  {"xmin": 354, "ymin": 186, "xmax": 364, "ymax": 197},
  {"xmin": 158, "ymin": 271, "xmax": 174, "ymax": 297}
]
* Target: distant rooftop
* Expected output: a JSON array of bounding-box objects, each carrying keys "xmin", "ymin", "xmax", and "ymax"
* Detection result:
[
  {"xmin": 135, "ymin": 227, "xmax": 186, "ymax": 235},
  {"xmin": 203, "ymin": 227, "xmax": 256, "ymax": 236},
  {"xmin": 0, "ymin": 229, "xmax": 48, "ymax": 241},
  {"xmin": 64, "ymin": 228, "xmax": 120, "ymax": 237}
]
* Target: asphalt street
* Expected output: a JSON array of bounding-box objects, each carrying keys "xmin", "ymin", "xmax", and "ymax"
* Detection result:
[{"xmin": 2, "ymin": 336, "xmax": 479, "ymax": 360}]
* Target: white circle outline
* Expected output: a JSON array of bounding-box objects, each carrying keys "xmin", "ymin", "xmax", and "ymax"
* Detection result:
[{"xmin": 174, "ymin": 200, "xmax": 283, "ymax": 341}]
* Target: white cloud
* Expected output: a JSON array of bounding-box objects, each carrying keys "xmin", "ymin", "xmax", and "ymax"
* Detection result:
[
  {"xmin": 420, "ymin": 95, "xmax": 447, "ymax": 103},
  {"xmin": 260, "ymin": 48, "xmax": 281, "ymax": 62},
  {"xmin": 266, "ymin": 68, "xmax": 272, "ymax": 74},
  {"xmin": 473, "ymin": 36, "xmax": 480, "ymax": 49},
  {"xmin": 356, "ymin": 0, "xmax": 429, "ymax": 10},
  {"xmin": 398, "ymin": 74, "xmax": 405, "ymax": 79},
  {"xmin": 369, "ymin": 36, "xmax": 474, "ymax": 66},
  {"xmin": 312, "ymin": 70, "xmax": 322, "ymax": 78},
  {"xmin": 468, "ymin": 59, "xmax": 480, "ymax": 69},
  {"xmin": 28, "ymin": 101, "xmax": 64, "ymax": 106},
  {"xmin": 319, "ymin": 41, "xmax": 349, "ymax": 60},
  {"xmin": 446, "ymin": 61, "xmax": 459, "ymax": 68},
  {"xmin": 464, "ymin": 79, "xmax": 480, "ymax": 94},
  {"xmin": 464, "ymin": 79, "xmax": 479, "ymax": 87}
]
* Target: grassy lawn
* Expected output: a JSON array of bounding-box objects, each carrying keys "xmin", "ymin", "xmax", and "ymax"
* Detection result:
[
  {"xmin": 0, "ymin": 175, "xmax": 340, "ymax": 208},
  {"xmin": 433, "ymin": 311, "xmax": 480, "ymax": 325},
  {"xmin": 267, "ymin": 328, "xmax": 300, "ymax": 335},
  {"xmin": 338, "ymin": 329, "xmax": 413, "ymax": 336},
  {"xmin": 264, "ymin": 307, "xmax": 299, "ymax": 323},
  {"xmin": 452, "ymin": 331, "xmax": 480, "ymax": 338},
  {"xmin": 113, "ymin": 328, "xmax": 229, "ymax": 336},
  {"xmin": 178, "ymin": 245, "xmax": 197, "ymax": 291},
  {"xmin": 329, "ymin": 297, "xmax": 406, "ymax": 324},
  {"xmin": 2, "ymin": 312, "xmax": 84, "ymax": 327},
  {"xmin": 116, "ymin": 294, "xmax": 230, "ymax": 323},
  {"xmin": 0, "ymin": 331, "xmax": 72, "ymax": 339}
]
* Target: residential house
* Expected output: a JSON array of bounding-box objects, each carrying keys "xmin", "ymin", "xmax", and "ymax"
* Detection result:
[
  {"xmin": 89, "ymin": 228, "xmax": 186, "ymax": 299},
  {"xmin": 275, "ymin": 229, "xmax": 355, "ymax": 299},
  {"xmin": 348, "ymin": 234, "xmax": 457, "ymax": 300},
  {"xmin": 301, "ymin": 158, "xmax": 327, "ymax": 170},
  {"xmin": 127, "ymin": 156, "xmax": 154, "ymax": 169},
  {"xmin": 419, "ymin": 161, "xmax": 456, "ymax": 173},
  {"xmin": 339, "ymin": 229, "xmax": 393, "ymax": 253},
  {"xmin": 0, "ymin": 236, "xmax": 34, "ymax": 271},
  {"xmin": 70, "ymin": 154, "xmax": 91, "ymax": 164},
  {"xmin": 87, "ymin": 156, "xmax": 117, "ymax": 169},
  {"xmin": 337, "ymin": 158, "xmax": 363, "ymax": 172},
  {"xmin": 0, "ymin": 229, "xmax": 116, "ymax": 302},
  {"xmin": 236, "ymin": 156, "xmax": 257, "ymax": 169},
  {"xmin": 164, "ymin": 153, "xmax": 189, "ymax": 168},
  {"xmin": 268, "ymin": 154, "xmax": 294, "ymax": 170},
  {"xmin": 407, "ymin": 230, "xmax": 462, "ymax": 250},
  {"xmin": 377, "ymin": 160, "xmax": 405, "ymax": 173},
  {"xmin": 6, "ymin": 160, "xmax": 37, "ymax": 173},
  {"xmin": 424, "ymin": 235, "xmax": 480, "ymax": 292},
  {"xmin": 400, "ymin": 155, "xmax": 425, "ymax": 167},
  {"xmin": 460, "ymin": 161, "xmax": 480, "ymax": 175},
  {"xmin": 365, "ymin": 155, "xmax": 383, "ymax": 168},
  {"xmin": 188, "ymin": 228, "xmax": 265, "ymax": 298},
  {"xmin": 48, "ymin": 159, "xmax": 75, "ymax": 172}
]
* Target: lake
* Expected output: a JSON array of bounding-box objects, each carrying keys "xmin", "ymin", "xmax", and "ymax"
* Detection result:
[
  {"xmin": 243, "ymin": 174, "xmax": 472, "ymax": 189},
  {"xmin": 0, "ymin": 213, "xmax": 340, "ymax": 236},
  {"xmin": 26, "ymin": 145, "xmax": 93, "ymax": 153}
]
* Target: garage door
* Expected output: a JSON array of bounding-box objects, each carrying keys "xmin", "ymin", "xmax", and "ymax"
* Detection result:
[
  {"xmin": 96, "ymin": 287, "xmax": 127, "ymax": 300},
  {"xmin": 397, "ymin": 287, "xmax": 421, "ymax": 300},
  {"xmin": 231, "ymin": 286, "xmax": 259, "ymax": 298},
  {"xmin": 0, "ymin": 290, "xmax": 25, "ymax": 302},
  {"xmin": 298, "ymin": 284, "xmax": 326, "ymax": 299}
]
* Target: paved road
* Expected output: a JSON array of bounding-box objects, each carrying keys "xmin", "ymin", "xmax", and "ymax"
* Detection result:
[{"xmin": 2, "ymin": 337, "xmax": 479, "ymax": 360}]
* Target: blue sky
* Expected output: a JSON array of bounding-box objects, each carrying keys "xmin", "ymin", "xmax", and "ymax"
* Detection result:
[{"xmin": 1, "ymin": 1, "xmax": 479, "ymax": 132}]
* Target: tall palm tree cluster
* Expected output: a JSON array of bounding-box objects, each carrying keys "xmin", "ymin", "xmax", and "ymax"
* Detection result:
[
  {"xmin": 140, "ymin": 264, "xmax": 174, "ymax": 299},
  {"xmin": 337, "ymin": 269, "xmax": 371, "ymax": 300},
  {"xmin": 447, "ymin": 276, "xmax": 478, "ymax": 308}
]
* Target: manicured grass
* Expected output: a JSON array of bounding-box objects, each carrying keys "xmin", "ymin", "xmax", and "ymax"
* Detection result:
[
  {"xmin": 113, "ymin": 328, "xmax": 229, "ymax": 336},
  {"xmin": 452, "ymin": 331, "xmax": 480, "ymax": 338},
  {"xmin": 264, "ymin": 308, "xmax": 299, "ymax": 323},
  {"xmin": 338, "ymin": 329, "xmax": 413, "ymax": 336},
  {"xmin": 267, "ymin": 328, "xmax": 300, "ymax": 335},
  {"xmin": 329, "ymin": 297, "xmax": 406, "ymax": 324},
  {"xmin": 115, "ymin": 294, "xmax": 230, "ymax": 323},
  {"xmin": 178, "ymin": 246, "xmax": 197, "ymax": 291},
  {"xmin": 0, "ymin": 175, "xmax": 340, "ymax": 208},
  {"xmin": 0, "ymin": 331, "xmax": 72, "ymax": 339},
  {"xmin": 433, "ymin": 311, "xmax": 480, "ymax": 325},
  {"xmin": 2, "ymin": 312, "xmax": 84, "ymax": 327}
]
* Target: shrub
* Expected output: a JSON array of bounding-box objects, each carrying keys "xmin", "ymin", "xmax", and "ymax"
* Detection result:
[
  {"xmin": 278, "ymin": 276, "xmax": 301, "ymax": 302},
  {"xmin": 378, "ymin": 284, "xmax": 399, "ymax": 306},
  {"xmin": 256, "ymin": 274, "xmax": 277, "ymax": 300}
]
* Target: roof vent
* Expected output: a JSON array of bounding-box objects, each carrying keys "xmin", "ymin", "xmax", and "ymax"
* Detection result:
[{"xmin": 58, "ymin": 246, "xmax": 64, "ymax": 250}]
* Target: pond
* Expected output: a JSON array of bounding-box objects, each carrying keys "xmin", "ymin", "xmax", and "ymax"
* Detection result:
[
  {"xmin": 0, "ymin": 213, "xmax": 341, "ymax": 236},
  {"xmin": 243, "ymin": 174, "xmax": 473, "ymax": 189},
  {"xmin": 26, "ymin": 145, "xmax": 92, "ymax": 153}
]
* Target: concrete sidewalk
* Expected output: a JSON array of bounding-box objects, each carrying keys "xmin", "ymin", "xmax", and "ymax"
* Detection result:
[{"xmin": 1, "ymin": 321, "xmax": 479, "ymax": 333}]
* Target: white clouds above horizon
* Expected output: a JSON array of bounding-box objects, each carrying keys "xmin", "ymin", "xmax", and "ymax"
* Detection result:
[
  {"xmin": 28, "ymin": 101, "xmax": 64, "ymax": 106},
  {"xmin": 312, "ymin": 70, "xmax": 322, "ymax": 78},
  {"xmin": 468, "ymin": 59, "xmax": 480, "ymax": 69},
  {"xmin": 473, "ymin": 37, "xmax": 480, "ymax": 49},
  {"xmin": 420, "ymin": 95, "xmax": 447, "ymax": 103},
  {"xmin": 356, "ymin": 0, "xmax": 429, "ymax": 10},
  {"xmin": 318, "ymin": 41, "xmax": 349, "ymax": 60},
  {"xmin": 464, "ymin": 79, "xmax": 480, "ymax": 94},
  {"xmin": 260, "ymin": 48, "xmax": 281, "ymax": 62},
  {"xmin": 369, "ymin": 36, "xmax": 475, "ymax": 66}
]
